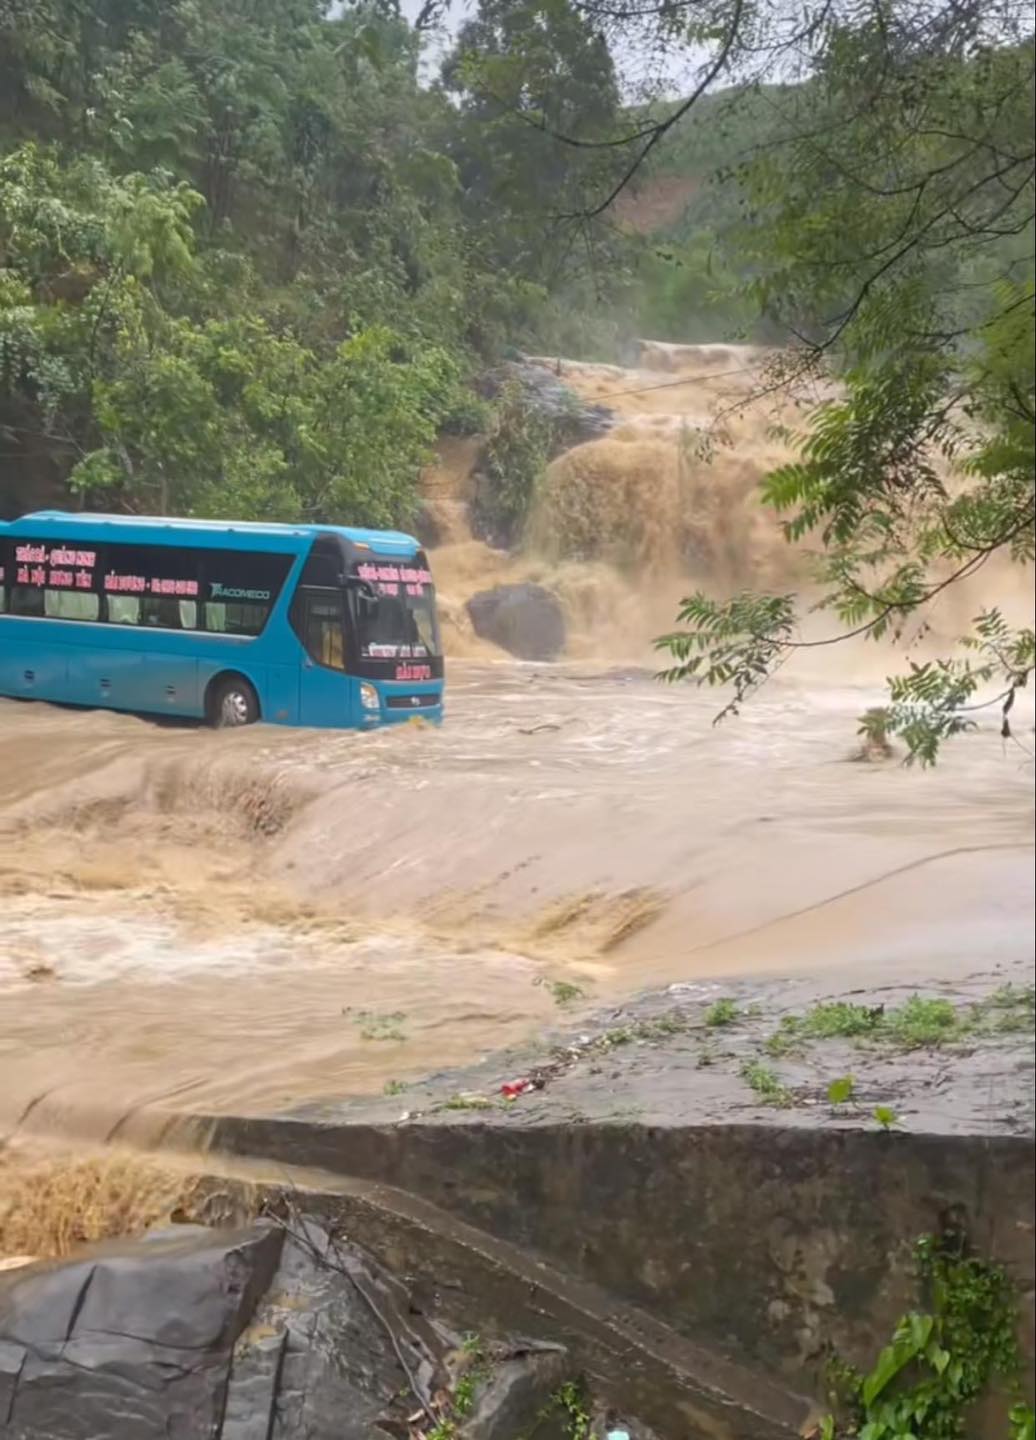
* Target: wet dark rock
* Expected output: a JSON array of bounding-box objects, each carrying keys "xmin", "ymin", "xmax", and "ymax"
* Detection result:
[
  {"xmin": 479, "ymin": 361, "xmax": 614, "ymax": 446},
  {"xmin": 234, "ymin": 1216, "xmax": 447, "ymax": 1439},
  {"xmin": 0, "ymin": 1218, "xmax": 449, "ymax": 1440},
  {"xmin": 0, "ymin": 1223, "xmax": 283, "ymax": 1439},
  {"xmin": 220, "ymin": 1330, "xmax": 287, "ymax": 1440},
  {"xmin": 461, "ymin": 1347, "xmax": 569, "ymax": 1439},
  {"xmin": 469, "ymin": 360, "xmax": 614, "ymax": 547},
  {"xmin": 467, "ymin": 583, "xmax": 566, "ymax": 661}
]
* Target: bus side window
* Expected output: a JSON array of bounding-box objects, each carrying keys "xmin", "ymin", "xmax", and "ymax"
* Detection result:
[
  {"xmin": 108, "ymin": 595, "xmax": 197, "ymax": 629},
  {"xmin": 102, "ymin": 542, "xmax": 201, "ymax": 629},
  {"xmin": 203, "ymin": 601, "xmax": 267, "ymax": 635},
  {"xmin": 297, "ymin": 590, "xmax": 346, "ymax": 670},
  {"xmin": 141, "ymin": 596, "xmax": 196, "ymax": 629},
  {"xmin": 44, "ymin": 591, "xmax": 100, "ymax": 622},
  {"xmin": 108, "ymin": 596, "xmax": 140, "ymax": 625},
  {"xmin": 9, "ymin": 587, "xmax": 46, "ymax": 618},
  {"xmin": 201, "ymin": 549, "xmax": 294, "ymax": 636}
]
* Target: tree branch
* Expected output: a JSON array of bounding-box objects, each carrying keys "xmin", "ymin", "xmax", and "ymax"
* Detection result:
[{"xmin": 562, "ymin": 0, "xmax": 747, "ymax": 219}]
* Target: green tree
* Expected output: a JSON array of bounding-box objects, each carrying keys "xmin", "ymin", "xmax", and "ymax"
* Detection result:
[
  {"xmin": 642, "ymin": 11, "xmax": 1034, "ymax": 761},
  {"xmin": 0, "ymin": 136, "xmax": 467, "ymax": 523},
  {"xmin": 0, "ymin": 1, "xmax": 533, "ymax": 522},
  {"xmin": 443, "ymin": 0, "xmax": 621, "ymax": 240},
  {"xmin": 442, "ymin": 0, "xmax": 630, "ymax": 353},
  {"xmin": 74, "ymin": 315, "xmax": 458, "ymax": 522}
]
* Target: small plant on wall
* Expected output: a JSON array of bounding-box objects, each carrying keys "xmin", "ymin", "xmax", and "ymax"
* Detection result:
[{"xmin": 817, "ymin": 1233, "xmax": 1033, "ymax": 1439}]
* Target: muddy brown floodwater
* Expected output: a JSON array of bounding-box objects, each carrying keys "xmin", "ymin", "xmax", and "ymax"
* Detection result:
[
  {"xmin": 1, "ymin": 658, "xmax": 1032, "ymax": 1141},
  {"xmin": 2, "ymin": 343, "xmax": 1033, "ymax": 1152}
]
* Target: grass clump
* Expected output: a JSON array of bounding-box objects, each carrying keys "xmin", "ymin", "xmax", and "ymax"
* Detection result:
[
  {"xmin": 551, "ymin": 1380, "xmax": 593, "ymax": 1440},
  {"xmin": 763, "ymin": 987, "xmax": 1034, "ymax": 1058},
  {"xmin": 354, "ymin": 1010, "xmax": 407, "ymax": 1042},
  {"xmin": 593, "ymin": 1012, "xmax": 688, "ymax": 1050},
  {"xmin": 453, "ymin": 1335, "xmax": 488, "ymax": 1417},
  {"xmin": 548, "ymin": 980, "xmax": 586, "ymax": 1007},
  {"xmin": 441, "ymin": 1094, "xmax": 496, "ymax": 1112},
  {"xmin": 0, "ymin": 1147, "xmax": 205, "ymax": 1259},
  {"xmin": 765, "ymin": 1015, "xmax": 805, "ymax": 1058},
  {"xmin": 636, "ymin": 1012, "xmax": 688, "ymax": 1039},
  {"xmin": 740, "ymin": 1059, "xmax": 794, "ymax": 1108},
  {"xmin": 802, "ymin": 1001, "xmax": 885, "ymax": 1039},
  {"xmin": 970, "ymin": 983, "xmax": 1035, "ymax": 1035},
  {"xmin": 705, "ymin": 996, "xmax": 740, "ymax": 1027},
  {"xmin": 882, "ymin": 995, "xmax": 960, "ymax": 1049},
  {"xmin": 427, "ymin": 1334, "xmax": 489, "ymax": 1438}
]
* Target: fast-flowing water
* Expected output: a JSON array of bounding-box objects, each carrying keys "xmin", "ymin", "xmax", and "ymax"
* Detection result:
[
  {"xmin": 1, "ymin": 343, "xmax": 1032, "ymax": 1180},
  {"xmin": 1, "ymin": 661, "xmax": 1031, "ymax": 1138}
]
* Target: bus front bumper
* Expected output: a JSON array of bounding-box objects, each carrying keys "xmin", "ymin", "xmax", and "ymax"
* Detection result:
[{"xmin": 362, "ymin": 680, "xmax": 443, "ymax": 726}]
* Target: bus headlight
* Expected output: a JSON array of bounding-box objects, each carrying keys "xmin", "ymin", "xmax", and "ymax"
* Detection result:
[{"xmin": 359, "ymin": 682, "xmax": 380, "ymax": 712}]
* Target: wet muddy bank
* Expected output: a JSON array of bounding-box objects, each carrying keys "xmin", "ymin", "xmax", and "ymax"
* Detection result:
[
  {"xmin": 191, "ymin": 961, "xmax": 1034, "ymax": 1433},
  {"xmin": 2, "ymin": 966, "xmax": 1032, "ymax": 1437}
]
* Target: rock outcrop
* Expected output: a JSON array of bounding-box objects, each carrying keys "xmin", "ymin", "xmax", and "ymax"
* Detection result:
[
  {"xmin": 0, "ymin": 1223, "xmax": 283, "ymax": 1439},
  {"xmin": 479, "ymin": 361, "xmax": 614, "ymax": 446},
  {"xmin": 466, "ymin": 583, "xmax": 566, "ymax": 661},
  {"xmin": 0, "ymin": 1216, "xmax": 587, "ymax": 1440}
]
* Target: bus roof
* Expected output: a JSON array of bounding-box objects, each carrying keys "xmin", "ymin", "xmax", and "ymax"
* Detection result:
[{"xmin": 1, "ymin": 511, "xmax": 422, "ymax": 557}]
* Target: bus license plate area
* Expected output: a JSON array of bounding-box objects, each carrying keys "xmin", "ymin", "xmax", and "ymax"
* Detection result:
[{"xmin": 384, "ymin": 692, "xmax": 439, "ymax": 711}]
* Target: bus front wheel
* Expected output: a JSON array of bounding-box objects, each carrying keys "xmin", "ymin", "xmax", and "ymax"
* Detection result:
[{"xmin": 208, "ymin": 674, "xmax": 259, "ymax": 729}]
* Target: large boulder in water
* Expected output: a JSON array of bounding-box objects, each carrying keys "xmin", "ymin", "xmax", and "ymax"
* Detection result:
[{"xmin": 466, "ymin": 583, "xmax": 566, "ymax": 661}]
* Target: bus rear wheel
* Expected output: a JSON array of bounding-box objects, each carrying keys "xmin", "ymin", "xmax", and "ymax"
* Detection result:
[{"xmin": 208, "ymin": 675, "xmax": 259, "ymax": 729}]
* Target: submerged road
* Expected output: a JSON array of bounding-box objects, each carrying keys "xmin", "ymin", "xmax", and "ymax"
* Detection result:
[{"xmin": 0, "ymin": 661, "xmax": 1032, "ymax": 1134}]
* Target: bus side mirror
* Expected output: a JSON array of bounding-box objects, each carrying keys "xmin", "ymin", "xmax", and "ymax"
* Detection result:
[{"xmin": 345, "ymin": 576, "xmax": 378, "ymax": 602}]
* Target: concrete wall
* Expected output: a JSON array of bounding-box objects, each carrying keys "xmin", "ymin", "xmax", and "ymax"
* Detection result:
[{"xmin": 209, "ymin": 1115, "xmax": 1035, "ymax": 1420}]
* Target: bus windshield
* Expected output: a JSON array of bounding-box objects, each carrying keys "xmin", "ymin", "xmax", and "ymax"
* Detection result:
[
  {"xmin": 349, "ymin": 583, "xmax": 441, "ymax": 661},
  {"xmin": 348, "ymin": 559, "xmax": 441, "ymax": 661}
]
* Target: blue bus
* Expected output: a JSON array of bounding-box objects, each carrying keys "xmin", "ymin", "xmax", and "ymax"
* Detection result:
[{"xmin": 0, "ymin": 512, "xmax": 443, "ymax": 728}]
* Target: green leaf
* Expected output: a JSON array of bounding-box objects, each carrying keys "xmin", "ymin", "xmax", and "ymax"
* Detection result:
[
  {"xmin": 925, "ymin": 1343, "xmax": 950, "ymax": 1375},
  {"xmin": 827, "ymin": 1075, "xmax": 856, "ymax": 1104}
]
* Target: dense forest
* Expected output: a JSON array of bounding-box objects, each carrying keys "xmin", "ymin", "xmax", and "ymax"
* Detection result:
[
  {"xmin": 0, "ymin": 0, "xmax": 613, "ymax": 521},
  {"xmin": 4, "ymin": 2, "xmax": 1029, "ymax": 509},
  {"xmin": 0, "ymin": 0, "xmax": 731, "ymax": 524}
]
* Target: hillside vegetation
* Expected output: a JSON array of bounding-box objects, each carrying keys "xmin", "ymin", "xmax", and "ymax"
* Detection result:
[{"xmin": 0, "ymin": 0, "xmax": 629, "ymax": 522}]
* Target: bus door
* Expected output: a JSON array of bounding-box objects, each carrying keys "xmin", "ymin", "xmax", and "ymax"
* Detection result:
[{"xmin": 293, "ymin": 587, "xmax": 355, "ymax": 727}]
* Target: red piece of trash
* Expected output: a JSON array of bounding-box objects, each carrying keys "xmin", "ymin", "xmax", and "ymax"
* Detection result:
[{"xmin": 501, "ymin": 1078, "xmax": 533, "ymax": 1099}]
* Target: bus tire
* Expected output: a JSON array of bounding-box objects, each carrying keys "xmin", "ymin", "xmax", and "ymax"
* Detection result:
[{"xmin": 207, "ymin": 673, "xmax": 259, "ymax": 729}]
